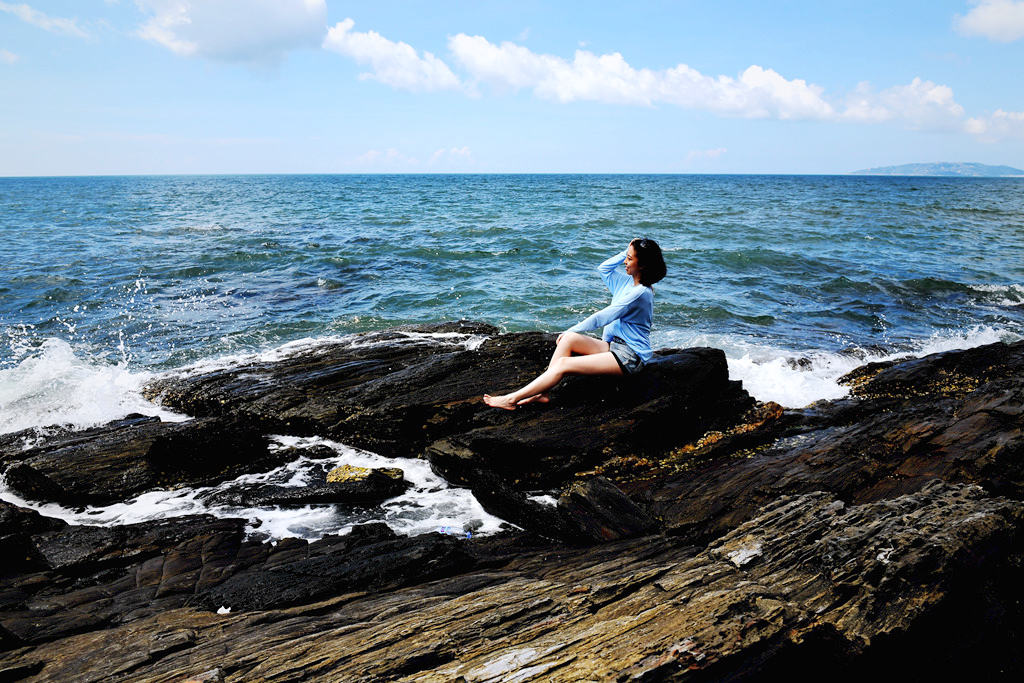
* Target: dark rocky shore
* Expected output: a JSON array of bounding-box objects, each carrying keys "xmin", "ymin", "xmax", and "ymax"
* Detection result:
[{"xmin": 1, "ymin": 321, "xmax": 1022, "ymax": 681}]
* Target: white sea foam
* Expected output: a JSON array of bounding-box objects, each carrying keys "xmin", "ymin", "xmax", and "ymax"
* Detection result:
[
  {"xmin": 396, "ymin": 331, "xmax": 489, "ymax": 351},
  {"xmin": 969, "ymin": 283, "xmax": 1024, "ymax": 307},
  {"xmin": 343, "ymin": 330, "xmax": 489, "ymax": 351},
  {"xmin": 0, "ymin": 338, "xmax": 185, "ymax": 436},
  {"xmin": 0, "ymin": 436, "xmax": 508, "ymax": 541},
  {"xmin": 655, "ymin": 325, "xmax": 1021, "ymax": 409}
]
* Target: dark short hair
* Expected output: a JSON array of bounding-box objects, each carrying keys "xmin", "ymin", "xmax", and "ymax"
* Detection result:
[{"xmin": 630, "ymin": 237, "xmax": 667, "ymax": 287}]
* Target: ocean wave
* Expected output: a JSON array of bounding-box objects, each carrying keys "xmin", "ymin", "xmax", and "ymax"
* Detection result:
[
  {"xmin": 969, "ymin": 283, "xmax": 1024, "ymax": 306},
  {"xmin": 0, "ymin": 338, "xmax": 185, "ymax": 436},
  {"xmin": 655, "ymin": 325, "xmax": 1020, "ymax": 409},
  {"xmin": 798, "ymin": 277, "xmax": 1023, "ymax": 309}
]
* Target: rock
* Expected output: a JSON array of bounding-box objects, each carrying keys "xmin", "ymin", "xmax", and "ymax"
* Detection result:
[
  {"xmin": 1, "ymin": 463, "xmax": 65, "ymax": 504},
  {"xmin": 0, "ymin": 514, "xmax": 254, "ymax": 647},
  {"xmin": 200, "ymin": 464, "xmax": 410, "ymax": 508},
  {"xmin": 638, "ymin": 340, "xmax": 1024, "ymax": 543},
  {"xmin": 0, "ymin": 501, "xmax": 67, "ymax": 537},
  {"xmin": 143, "ymin": 321, "xmax": 502, "ymax": 450},
  {"xmin": 786, "ymin": 355, "xmax": 813, "ymax": 369},
  {"xmin": 426, "ymin": 346, "xmax": 753, "ymax": 491},
  {"xmin": 135, "ymin": 325, "xmax": 753, "ymax": 537},
  {"xmin": 326, "ymin": 464, "xmax": 403, "ymax": 483},
  {"xmin": 467, "ymin": 473, "xmax": 660, "ymax": 545},
  {"xmin": 843, "ymin": 338, "xmax": 1024, "ymax": 400},
  {"xmin": 145, "ymin": 328, "xmax": 753, "ymax": 496},
  {"xmin": 182, "ymin": 667, "xmax": 225, "ymax": 683},
  {"xmin": 464, "ymin": 470, "xmax": 576, "ymax": 542},
  {"xmin": 273, "ymin": 443, "xmax": 338, "ymax": 462},
  {"xmin": 1, "ymin": 328, "xmax": 1023, "ymax": 680},
  {"xmin": 27, "ymin": 515, "xmax": 246, "ymax": 573},
  {"xmin": 2, "ymin": 481, "xmax": 1020, "ymax": 681},
  {"xmin": 0, "ymin": 501, "xmax": 67, "ymax": 576},
  {"xmin": 0, "ymin": 654, "xmax": 43, "ymax": 679},
  {"xmin": 557, "ymin": 475, "xmax": 658, "ymax": 542},
  {"xmin": 0, "ymin": 415, "xmax": 277, "ymax": 506},
  {"xmin": 194, "ymin": 528, "xmax": 473, "ymax": 613},
  {"xmin": 227, "ymin": 479, "xmax": 408, "ymax": 508}
]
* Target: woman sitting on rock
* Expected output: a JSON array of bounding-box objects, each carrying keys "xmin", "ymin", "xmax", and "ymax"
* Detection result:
[{"xmin": 484, "ymin": 238, "xmax": 667, "ymax": 410}]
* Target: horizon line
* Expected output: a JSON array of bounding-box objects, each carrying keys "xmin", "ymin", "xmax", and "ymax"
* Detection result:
[{"xmin": 3, "ymin": 171, "xmax": 1023, "ymax": 180}]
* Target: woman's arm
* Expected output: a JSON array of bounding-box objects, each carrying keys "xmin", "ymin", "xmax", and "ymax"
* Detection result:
[
  {"xmin": 565, "ymin": 287, "xmax": 647, "ymax": 334},
  {"xmin": 597, "ymin": 249, "xmax": 631, "ymax": 293}
]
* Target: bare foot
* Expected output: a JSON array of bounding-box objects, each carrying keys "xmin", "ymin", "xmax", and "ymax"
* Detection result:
[
  {"xmin": 483, "ymin": 394, "xmax": 517, "ymax": 410},
  {"xmin": 516, "ymin": 392, "xmax": 550, "ymax": 406}
]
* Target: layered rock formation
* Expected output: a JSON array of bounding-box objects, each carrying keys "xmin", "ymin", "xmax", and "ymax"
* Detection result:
[{"xmin": 0, "ymin": 324, "xmax": 1021, "ymax": 681}]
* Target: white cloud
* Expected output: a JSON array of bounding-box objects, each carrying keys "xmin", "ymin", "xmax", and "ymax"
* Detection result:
[
  {"xmin": 322, "ymin": 24, "xmax": 1018, "ymax": 141},
  {"xmin": 447, "ymin": 34, "xmax": 835, "ymax": 119},
  {"xmin": 429, "ymin": 146, "xmax": 473, "ymax": 164},
  {"xmin": 353, "ymin": 146, "xmax": 472, "ymax": 169},
  {"xmin": 323, "ymin": 18, "xmax": 461, "ymax": 92},
  {"xmin": 955, "ymin": 1, "xmax": 1024, "ymax": 42},
  {"xmin": 965, "ymin": 109, "xmax": 1024, "ymax": 139},
  {"xmin": 445, "ymin": 35, "xmax": 996, "ymax": 134},
  {"xmin": 0, "ymin": 1, "xmax": 88, "ymax": 37},
  {"xmin": 842, "ymin": 78, "xmax": 965, "ymax": 129},
  {"xmin": 135, "ymin": 0, "xmax": 326, "ymax": 63},
  {"xmin": 0, "ymin": 48, "xmax": 18, "ymax": 64},
  {"xmin": 685, "ymin": 147, "xmax": 727, "ymax": 162}
]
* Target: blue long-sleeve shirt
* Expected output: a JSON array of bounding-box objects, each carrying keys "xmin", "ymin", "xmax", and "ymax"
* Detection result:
[{"xmin": 566, "ymin": 250, "xmax": 654, "ymax": 362}]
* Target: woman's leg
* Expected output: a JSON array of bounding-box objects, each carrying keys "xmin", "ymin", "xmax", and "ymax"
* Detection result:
[
  {"xmin": 518, "ymin": 333, "xmax": 611, "ymax": 405},
  {"xmin": 483, "ymin": 351, "xmax": 622, "ymax": 410},
  {"xmin": 548, "ymin": 332, "xmax": 610, "ymax": 366}
]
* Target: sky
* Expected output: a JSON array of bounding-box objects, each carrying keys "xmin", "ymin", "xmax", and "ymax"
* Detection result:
[{"xmin": 1, "ymin": 0, "xmax": 1023, "ymax": 175}]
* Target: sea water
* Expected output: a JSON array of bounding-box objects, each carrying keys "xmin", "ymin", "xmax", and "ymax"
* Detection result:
[{"xmin": 2, "ymin": 174, "xmax": 1022, "ymax": 537}]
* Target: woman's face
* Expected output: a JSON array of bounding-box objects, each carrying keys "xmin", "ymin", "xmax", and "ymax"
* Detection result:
[{"xmin": 624, "ymin": 244, "xmax": 640, "ymax": 277}]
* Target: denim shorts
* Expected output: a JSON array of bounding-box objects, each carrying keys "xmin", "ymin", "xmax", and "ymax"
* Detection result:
[{"xmin": 608, "ymin": 337, "xmax": 644, "ymax": 375}]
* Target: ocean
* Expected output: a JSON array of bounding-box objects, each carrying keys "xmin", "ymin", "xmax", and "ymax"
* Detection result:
[{"xmin": 2, "ymin": 174, "xmax": 1022, "ymax": 537}]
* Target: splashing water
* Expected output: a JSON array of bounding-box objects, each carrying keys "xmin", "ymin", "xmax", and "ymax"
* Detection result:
[
  {"xmin": 658, "ymin": 325, "xmax": 1020, "ymax": 408},
  {"xmin": 0, "ymin": 338, "xmax": 185, "ymax": 435}
]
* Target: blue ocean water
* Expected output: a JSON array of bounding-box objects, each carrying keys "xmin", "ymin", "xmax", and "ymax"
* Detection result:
[{"xmin": 1, "ymin": 174, "xmax": 1023, "ymax": 430}]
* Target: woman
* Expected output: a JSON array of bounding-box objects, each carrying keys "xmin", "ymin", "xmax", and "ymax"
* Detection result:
[{"xmin": 483, "ymin": 237, "xmax": 667, "ymax": 410}]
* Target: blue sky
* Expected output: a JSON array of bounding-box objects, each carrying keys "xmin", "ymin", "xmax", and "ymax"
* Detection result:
[{"xmin": 1, "ymin": 0, "xmax": 1023, "ymax": 175}]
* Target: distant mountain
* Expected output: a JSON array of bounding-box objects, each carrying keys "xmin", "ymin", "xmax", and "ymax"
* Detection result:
[{"xmin": 851, "ymin": 162, "xmax": 1024, "ymax": 177}]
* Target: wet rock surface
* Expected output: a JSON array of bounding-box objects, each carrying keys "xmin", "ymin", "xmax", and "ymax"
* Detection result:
[
  {"xmin": 426, "ymin": 346, "xmax": 753, "ymax": 491},
  {"xmin": 144, "ymin": 323, "xmax": 753, "ymax": 483},
  {"xmin": 200, "ymin": 464, "xmax": 410, "ymax": 508},
  {"xmin": 634, "ymin": 339, "xmax": 1024, "ymax": 543},
  {"xmin": 142, "ymin": 321, "xmax": 506, "ymax": 455},
  {"xmin": 0, "ymin": 325, "xmax": 1021, "ymax": 680},
  {"xmin": 1, "ymin": 482, "xmax": 1020, "ymax": 681},
  {"xmin": 0, "ymin": 415, "xmax": 276, "ymax": 507}
]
